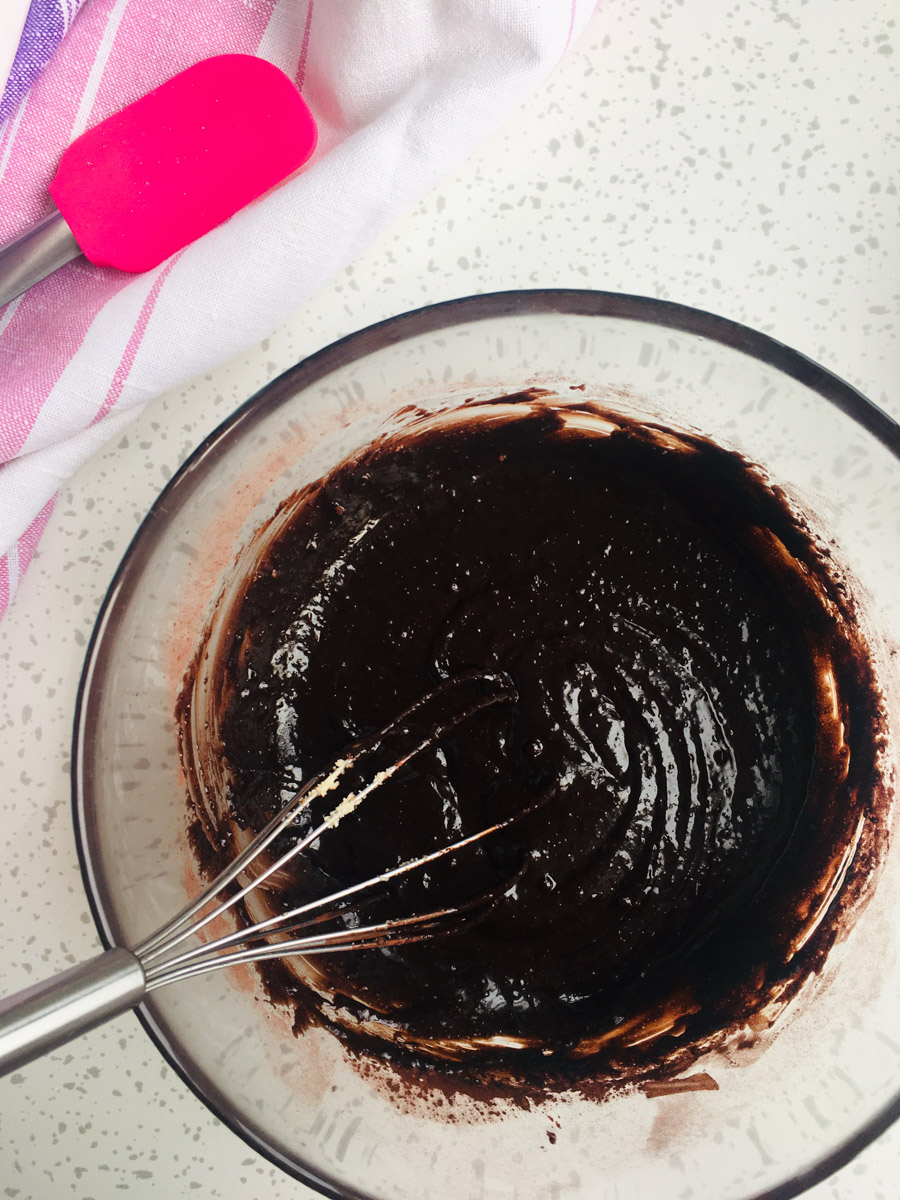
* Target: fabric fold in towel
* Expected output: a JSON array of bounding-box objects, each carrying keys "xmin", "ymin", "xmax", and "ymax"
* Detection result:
[{"xmin": 0, "ymin": 0, "xmax": 596, "ymax": 618}]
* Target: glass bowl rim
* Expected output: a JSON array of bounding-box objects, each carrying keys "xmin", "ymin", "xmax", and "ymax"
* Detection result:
[{"xmin": 71, "ymin": 288, "xmax": 900, "ymax": 1200}]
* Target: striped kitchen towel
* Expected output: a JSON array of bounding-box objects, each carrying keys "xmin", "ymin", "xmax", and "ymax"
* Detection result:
[{"xmin": 0, "ymin": 0, "xmax": 596, "ymax": 618}]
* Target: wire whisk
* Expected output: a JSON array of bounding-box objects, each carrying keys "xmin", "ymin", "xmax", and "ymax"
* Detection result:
[{"xmin": 0, "ymin": 671, "xmax": 524, "ymax": 1076}]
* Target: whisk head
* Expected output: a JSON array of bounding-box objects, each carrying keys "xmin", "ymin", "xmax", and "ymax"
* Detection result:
[{"xmin": 136, "ymin": 671, "xmax": 536, "ymax": 991}]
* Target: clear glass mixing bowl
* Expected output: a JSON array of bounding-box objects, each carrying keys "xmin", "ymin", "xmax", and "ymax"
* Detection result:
[{"xmin": 72, "ymin": 291, "xmax": 900, "ymax": 1200}]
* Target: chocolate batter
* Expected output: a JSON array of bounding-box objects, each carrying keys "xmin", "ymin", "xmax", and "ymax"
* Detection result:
[{"xmin": 178, "ymin": 393, "xmax": 887, "ymax": 1092}]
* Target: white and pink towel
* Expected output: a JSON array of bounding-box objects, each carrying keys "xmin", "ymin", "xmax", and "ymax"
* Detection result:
[{"xmin": 0, "ymin": 0, "xmax": 595, "ymax": 618}]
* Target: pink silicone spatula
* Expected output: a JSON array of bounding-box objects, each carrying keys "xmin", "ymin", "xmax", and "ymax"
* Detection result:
[{"xmin": 0, "ymin": 54, "xmax": 317, "ymax": 306}]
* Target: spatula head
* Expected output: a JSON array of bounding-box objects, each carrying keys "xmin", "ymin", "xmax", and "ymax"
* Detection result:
[{"xmin": 48, "ymin": 54, "xmax": 317, "ymax": 273}]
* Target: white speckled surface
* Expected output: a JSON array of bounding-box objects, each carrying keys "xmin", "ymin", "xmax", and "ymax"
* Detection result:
[{"xmin": 1, "ymin": 2, "xmax": 898, "ymax": 1197}]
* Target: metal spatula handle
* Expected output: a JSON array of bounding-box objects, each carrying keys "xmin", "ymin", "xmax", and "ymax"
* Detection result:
[
  {"xmin": 0, "ymin": 948, "xmax": 146, "ymax": 1076},
  {"xmin": 0, "ymin": 207, "xmax": 82, "ymax": 309}
]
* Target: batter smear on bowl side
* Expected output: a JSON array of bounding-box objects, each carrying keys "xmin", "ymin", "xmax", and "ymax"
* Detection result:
[{"xmin": 178, "ymin": 393, "xmax": 888, "ymax": 1098}]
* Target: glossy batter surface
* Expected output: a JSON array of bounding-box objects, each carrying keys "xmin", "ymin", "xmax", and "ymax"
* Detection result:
[{"xmin": 179, "ymin": 395, "xmax": 886, "ymax": 1091}]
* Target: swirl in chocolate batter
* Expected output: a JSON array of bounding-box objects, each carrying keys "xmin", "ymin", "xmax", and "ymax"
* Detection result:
[{"xmin": 178, "ymin": 393, "xmax": 888, "ymax": 1096}]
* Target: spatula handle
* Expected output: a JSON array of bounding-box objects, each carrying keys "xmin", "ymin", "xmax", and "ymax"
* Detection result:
[
  {"xmin": 0, "ymin": 947, "xmax": 146, "ymax": 1076},
  {"xmin": 0, "ymin": 207, "xmax": 82, "ymax": 308}
]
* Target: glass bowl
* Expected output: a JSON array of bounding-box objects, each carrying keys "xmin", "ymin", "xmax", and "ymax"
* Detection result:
[{"xmin": 72, "ymin": 291, "xmax": 900, "ymax": 1200}]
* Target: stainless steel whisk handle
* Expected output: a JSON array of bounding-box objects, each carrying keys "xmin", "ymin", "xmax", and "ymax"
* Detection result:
[{"xmin": 0, "ymin": 948, "xmax": 146, "ymax": 1077}]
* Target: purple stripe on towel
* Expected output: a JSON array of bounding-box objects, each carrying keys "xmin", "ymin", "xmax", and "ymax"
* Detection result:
[{"xmin": 0, "ymin": 0, "xmax": 84, "ymax": 125}]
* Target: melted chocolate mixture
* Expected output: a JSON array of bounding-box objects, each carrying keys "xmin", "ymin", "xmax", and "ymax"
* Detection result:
[{"xmin": 179, "ymin": 395, "xmax": 886, "ymax": 1089}]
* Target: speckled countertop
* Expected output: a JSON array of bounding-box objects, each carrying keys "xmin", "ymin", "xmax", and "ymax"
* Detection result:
[{"xmin": 1, "ymin": 2, "xmax": 898, "ymax": 1197}]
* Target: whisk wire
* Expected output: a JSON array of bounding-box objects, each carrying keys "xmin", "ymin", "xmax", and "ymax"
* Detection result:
[
  {"xmin": 140, "ymin": 798, "xmax": 542, "ymax": 988},
  {"xmin": 136, "ymin": 672, "xmax": 526, "ymax": 988},
  {"xmin": 144, "ymin": 909, "xmax": 464, "ymax": 990},
  {"xmin": 138, "ymin": 671, "xmax": 511, "ymax": 963}
]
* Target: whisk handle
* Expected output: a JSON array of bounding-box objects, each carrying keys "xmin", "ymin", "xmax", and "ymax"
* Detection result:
[{"xmin": 0, "ymin": 948, "xmax": 146, "ymax": 1077}]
